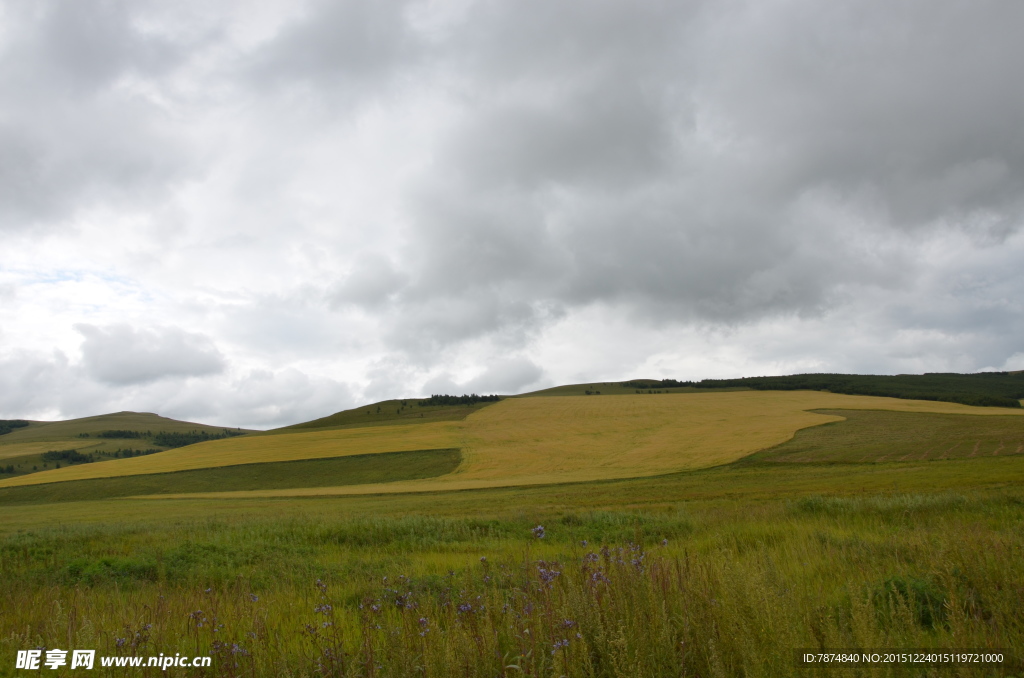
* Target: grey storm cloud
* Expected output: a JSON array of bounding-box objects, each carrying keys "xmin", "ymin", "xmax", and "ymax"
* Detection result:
[
  {"xmin": 248, "ymin": 0, "xmax": 420, "ymax": 91},
  {"xmin": 359, "ymin": 0, "xmax": 1024, "ymax": 347},
  {"xmin": 227, "ymin": 0, "xmax": 1024, "ymax": 363},
  {"xmin": 76, "ymin": 324, "xmax": 225, "ymax": 385}
]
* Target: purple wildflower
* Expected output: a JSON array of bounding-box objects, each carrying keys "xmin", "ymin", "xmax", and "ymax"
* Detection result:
[{"xmin": 537, "ymin": 565, "xmax": 561, "ymax": 584}]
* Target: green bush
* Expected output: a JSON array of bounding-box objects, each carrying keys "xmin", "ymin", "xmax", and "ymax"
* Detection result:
[{"xmin": 63, "ymin": 556, "xmax": 159, "ymax": 586}]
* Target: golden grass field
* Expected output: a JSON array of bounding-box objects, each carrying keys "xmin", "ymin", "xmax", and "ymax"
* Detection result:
[
  {"xmin": 0, "ymin": 422, "xmax": 462, "ymax": 486},
  {"xmin": 4, "ymin": 391, "xmax": 1023, "ymax": 496}
]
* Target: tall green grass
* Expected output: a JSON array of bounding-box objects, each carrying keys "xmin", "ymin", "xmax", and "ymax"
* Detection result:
[
  {"xmin": 1, "ymin": 491, "xmax": 1022, "ymax": 676},
  {"xmin": 752, "ymin": 409, "xmax": 1024, "ymax": 463}
]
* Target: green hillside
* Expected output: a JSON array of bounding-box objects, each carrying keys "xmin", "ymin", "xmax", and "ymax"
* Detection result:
[
  {"xmin": 628, "ymin": 371, "xmax": 1024, "ymax": 408},
  {"xmin": 266, "ymin": 397, "xmax": 502, "ymax": 434},
  {"xmin": 0, "ymin": 448, "xmax": 459, "ymax": 505},
  {"xmin": 517, "ymin": 381, "xmax": 659, "ymax": 397},
  {"xmin": 0, "ymin": 411, "xmax": 250, "ymax": 444},
  {"xmin": 0, "ymin": 411, "xmax": 253, "ymax": 479},
  {"xmin": 747, "ymin": 409, "xmax": 1024, "ymax": 463}
]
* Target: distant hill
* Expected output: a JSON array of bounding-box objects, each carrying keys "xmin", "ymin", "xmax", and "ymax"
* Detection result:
[
  {"xmin": 0, "ymin": 411, "xmax": 250, "ymax": 445},
  {"xmin": 0, "ymin": 411, "xmax": 253, "ymax": 479},
  {"xmin": 624, "ymin": 372, "xmax": 1024, "ymax": 408}
]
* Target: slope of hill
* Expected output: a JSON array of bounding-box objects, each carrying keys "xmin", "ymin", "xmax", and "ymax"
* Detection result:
[
  {"xmin": 5, "ymin": 390, "xmax": 1023, "ymax": 499},
  {"xmin": 0, "ymin": 411, "xmax": 253, "ymax": 476},
  {"xmin": 746, "ymin": 409, "xmax": 1024, "ymax": 463},
  {"xmin": 0, "ymin": 448, "xmax": 460, "ymax": 504},
  {"xmin": 631, "ymin": 372, "xmax": 1024, "ymax": 408},
  {"xmin": 518, "ymin": 382, "xmax": 748, "ymax": 397},
  {"xmin": 0, "ymin": 411, "xmax": 249, "ymax": 444},
  {"xmin": 266, "ymin": 397, "xmax": 500, "ymax": 433}
]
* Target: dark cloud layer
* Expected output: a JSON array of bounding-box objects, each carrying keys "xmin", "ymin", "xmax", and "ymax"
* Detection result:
[{"xmin": 314, "ymin": 0, "xmax": 1024, "ymax": 354}]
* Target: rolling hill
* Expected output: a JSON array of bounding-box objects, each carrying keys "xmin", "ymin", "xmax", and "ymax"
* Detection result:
[
  {"xmin": 4, "ymin": 375, "xmax": 1024, "ymax": 675},
  {"xmin": 4, "ymin": 389, "xmax": 1024, "ymax": 503},
  {"xmin": 0, "ymin": 411, "xmax": 252, "ymax": 477}
]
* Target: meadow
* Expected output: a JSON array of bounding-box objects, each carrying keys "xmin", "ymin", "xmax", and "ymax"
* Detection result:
[
  {"xmin": 2, "ymin": 463, "xmax": 1022, "ymax": 677},
  {"xmin": 0, "ymin": 449, "xmax": 460, "ymax": 505},
  {"xmin": 2, "ymin": 390, "xmax": 1023, "ymax": 676},
  {"xmin": 751, "ymin": 410, "xmax": 1024, "ymax": 464}
]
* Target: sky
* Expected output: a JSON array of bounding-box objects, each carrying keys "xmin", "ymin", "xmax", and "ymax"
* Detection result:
[{"xmin": 2, "ymin": 0, "xmax": 1023, "ymax": 429}]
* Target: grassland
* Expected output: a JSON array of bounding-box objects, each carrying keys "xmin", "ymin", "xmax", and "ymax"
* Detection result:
[
  {"xmin": 0, "ymin": 411, "xmax": 246, "ymax": 445},
  {"xmin": 1, "ymin": 464, "xmax": 1022, "ymax": 676},
  {"xmin": 7, "ymin": 391, "xmax": 1024, "ymax": 498},
  {"xmin": 0, "ymin": 411, "xmax": 252, "ymax": 485},
  {"xmin": 0, "ymin": 439, "xmax": 96, "ymax": 461},
  {"xmin": 752, "ymin": 409, "xmax": 1024, "ymax": 463},
  {"xmin": 124, "ymin": 391, "xmax": 1024, "ymax": 500},
  {"xmin": 0, "ymin": 422, "xmax": 461, "ymax": 486},
  {"xmin": 268, "ymin": 398, "xmax": 499, "ymax": 433},
  {"xmin": 2, "ymin": 390, "xmax": 1024, "ymax": 676},
  {"xmin": 0, "ymin": 449, "xmax": 459, "ymax": 505},
  {"xmin": 692, "ymin": 371, "xmax": 1024, "ymax": 408},
  {"xmin": 519, "ymin": 381, "xmax": 749, "ymax": 396},
  {"xmin": 517, "ymin": 381, "xmax": 673, "ymax": 396}
]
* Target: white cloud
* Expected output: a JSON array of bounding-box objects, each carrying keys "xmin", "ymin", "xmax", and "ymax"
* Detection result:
[
  {"xmin": 1, "ymin": 0, "xmax": 1023, "ymax": 426},
  {"xmin": 75, "ymin": 324, "xmax": 225, "ymax": 385}
]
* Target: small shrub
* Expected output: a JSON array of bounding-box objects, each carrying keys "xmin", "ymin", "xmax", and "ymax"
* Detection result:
[{"xmin": 63, "ymin": 556, "xmax": 159, "ymax": 586}]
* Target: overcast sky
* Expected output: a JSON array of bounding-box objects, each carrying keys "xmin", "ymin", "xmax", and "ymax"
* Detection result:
[{"xmin": 2, "ymin": 0, "xmax": 1023, "ymax": 428}]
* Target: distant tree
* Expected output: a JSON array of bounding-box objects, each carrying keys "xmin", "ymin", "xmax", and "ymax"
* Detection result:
[
  {"xmin": 97, "ymin": 430, "xmax": 144, "ymax": 439},
  {"xmin": 42, "ymin": 449, "xmax": 95, "ymax": 464},
  {"xmin": 150, "ymin": 429, "xmax": 242, "ymax": 449}
]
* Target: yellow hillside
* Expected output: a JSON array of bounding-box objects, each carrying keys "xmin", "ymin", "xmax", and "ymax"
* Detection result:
[
  {"xmin": 0, "ymin": 422, "xmax": 460, "ymax": 487},
  {"xmin": 170, "ymin": 390, "xmax": 1024, "ymax": 498},
  {"xmin": 4, "ymin": 390, "xmax": 1023, "ymax": 494}
]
